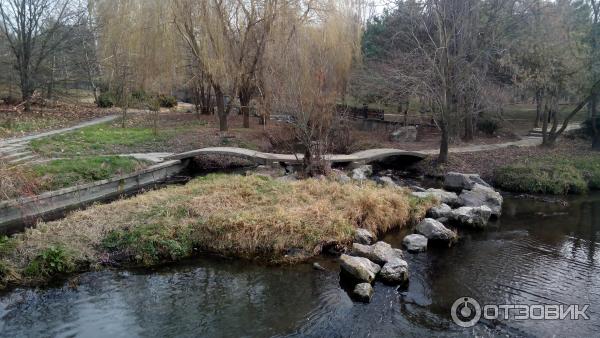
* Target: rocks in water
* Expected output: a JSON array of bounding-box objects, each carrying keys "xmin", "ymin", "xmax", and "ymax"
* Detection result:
[
  {"xmin": 412, "ymin": 189, "xmax": 460, "ymax": 207},
  {"xmin": 351, "ymin": 241, "xmax": 403, "ymax": 265},
  {"xmin": 444, "ymin": 172, "xmax": 491, "ymax": 192},
  {"xmin": 354, "ymin": 228, "xmax": 376, "ymax": 245},
  {"xmin": 312, "ymin": 262, "xmax": 326, "ymax": 271},
  {"xmin": 353, "ymin": 283, "xmax": 374, "ymax": 303},
  {"xmin": 403, "ymin": 234, "xmax": 428, "ymax": 252},
  {"xmin": 352, "ymin": 165, "xmax": 373, "ymax": 180},
  {"xmin": 340, "ymin": 254, "xmax": 381, "ymax": 283},
  {"xmin": 459, "ymin": 184, "xmax": 503, "ymax": 217},
  {"xmin": 379, "ymin": 258, "xmax": 409, "ymax": 285},
  {"xmin": 450, "ymin": 206, "xmax": 492, "ymax": 228},
  {"xmin": 391, "ymin": 126, "xmax": 418, "ymax": 142},
  {"xmin": 427, "ymin": 203, "xmax": 452, "ymax": 219},
  {"xmin": 416, "ymin": 218, "xmax": 458, "ymax": 243}
]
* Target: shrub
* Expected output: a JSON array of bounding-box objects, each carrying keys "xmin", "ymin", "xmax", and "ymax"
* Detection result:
[
  {"xmin": 494, "ymin": 163, "xmax": 588, "ymax": 195},
  {"xmin": 96, "ymin": 92, "xmax": 115, "ymax": 108},
  {"xmin": 157, "ymin": 94, "xmax": 177, "ymax": 108},
  {"xmin": 329, "ymin": 121, "xmax": 356, "ymax": 154},
  {"xmin": 477, "ymin": 117, "xmax": 501, "ymax": 136},
  {"xmin": 1, "ymin": 95, "xmax": 20, "ymax": 105},
  {"xmin": 24, "ymin": 246, "xmax": 75, "ymax": 278},
  {"xmin": 131, "ymin": 89, "xmax": 149, "ymax": 103}
]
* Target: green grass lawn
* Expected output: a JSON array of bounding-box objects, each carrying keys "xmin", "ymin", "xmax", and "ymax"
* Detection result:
[
  {"xmin": 0, "ymin": 117, "xmax": 72, "ymax": 139},
  {"xmin": 1, "ymin": 156, "xmax": 147, "ymax": 201},
  {"xmin": 32, "ymin": 156, "xmax": 148, "ymax": 191},
  {"xmin": 30, "ymin": 123, "xmax": 173, "ymax": 156}
]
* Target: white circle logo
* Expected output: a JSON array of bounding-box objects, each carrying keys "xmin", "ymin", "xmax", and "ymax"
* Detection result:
[{"xmin": 451, "ymin": 297, "xmax": 482, "ymax": 328}]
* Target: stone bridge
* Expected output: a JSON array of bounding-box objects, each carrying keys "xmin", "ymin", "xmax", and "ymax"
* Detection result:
[{"xmin": 165, "ymin": 147, "xmax": 427, "ymax": 166}]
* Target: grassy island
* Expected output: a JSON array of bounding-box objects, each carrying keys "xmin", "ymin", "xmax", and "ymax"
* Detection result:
[{"xmin": 0, "ymin": 174, "xmax": 433, "ymax": 288}]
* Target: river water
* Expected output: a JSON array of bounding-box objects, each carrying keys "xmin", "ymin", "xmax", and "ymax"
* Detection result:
[{"xmin": 1, "ymin": 194, "xmax": 599, "ymax": 337}]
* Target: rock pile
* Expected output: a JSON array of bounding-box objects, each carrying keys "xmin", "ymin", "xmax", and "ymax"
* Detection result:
[
  {"xmin": 340, "ymin": 229, "xmax": 410, "ymax": 303},
  {"xmin": 410, "ymin": 172, "xmax": 503, "ymax": 229}
]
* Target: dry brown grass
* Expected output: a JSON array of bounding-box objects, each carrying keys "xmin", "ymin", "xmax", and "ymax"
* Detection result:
[
  {"xmin": 0, "ymin": 174, "xmax": 432, "ymax": 287},
  {"xmin": 0, "ymin": 161, "xmax": 40, "ymax": 200}
]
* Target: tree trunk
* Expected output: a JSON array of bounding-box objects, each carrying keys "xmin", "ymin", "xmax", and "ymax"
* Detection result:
[
  {"xmin": 214, "ymin": 85, "xmax": 228, "ymax": 132},
  {"xmin": 240, "ymin": 91, "xmax": 251, "ymax": 128},
  {"xmin": 21, "ymin": 80, "xmax": 33, "ymax": 112},
  {"xmin": 593, "ymin": 133, "xmax": 600, "ymax": 150},
  {"xmin": 591, "ymin": 94, "xmax": 599, "ymax": 150},
  {"xmin": 535, "ymin": 90, "xmax": 542, "ymax": 128},
  {"xmin": 464, "ymin": 109, "xmax": 474, "ymax": 141},
  {"xmin": 438, "ymin": 121, "xmax": 449, "ymax": 163}
]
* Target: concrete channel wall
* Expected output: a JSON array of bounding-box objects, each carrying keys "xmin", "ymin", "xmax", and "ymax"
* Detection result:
[{"xmin": 0, "ymin": 160, "xmax": 189, "ymax": 235}]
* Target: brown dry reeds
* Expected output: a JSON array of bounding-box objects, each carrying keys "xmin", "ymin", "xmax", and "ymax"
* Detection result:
[{"xmin": 0, "ymin": 174, "xmax": 433, "ymax": 288}]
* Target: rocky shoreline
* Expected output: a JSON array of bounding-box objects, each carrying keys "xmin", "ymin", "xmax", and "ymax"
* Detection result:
[{"xmin": 332, "ymin": 169, "xmax": 504, "ymax": 303}]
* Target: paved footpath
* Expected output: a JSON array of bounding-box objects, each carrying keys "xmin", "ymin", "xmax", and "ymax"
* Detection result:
[
  {"xmin": 0, "ymin": 115, "xmax": 118, "ymax": 165},
  {"xmin": 0, "ymin": 118, "xmax": 576, "ymax": 166}
]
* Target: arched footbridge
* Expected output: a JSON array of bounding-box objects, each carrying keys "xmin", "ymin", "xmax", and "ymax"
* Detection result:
[{"xmin": 165, "ymin": 147, "xmax": 428, "ymax": 166}]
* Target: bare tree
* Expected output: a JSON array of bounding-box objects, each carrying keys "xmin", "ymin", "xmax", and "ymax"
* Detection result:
[
  {"xmin": 266, "ymin": 0, "xmax": 362, "ymax": 175},
  {"xmin": 357, "ymin": 0, "xmax": 505, "ymax": 163},
  {"xmin": 0, "ymin": 0, "xmax": 80, "ymax": 111}
]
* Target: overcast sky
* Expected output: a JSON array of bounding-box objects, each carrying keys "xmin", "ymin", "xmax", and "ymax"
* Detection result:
[{"xmin": 369, "ymin": 0, "xmax": 393, "ymax": 16}]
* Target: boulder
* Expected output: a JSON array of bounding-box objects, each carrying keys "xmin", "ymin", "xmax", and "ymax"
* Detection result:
[
  {"xmin": 351, "ymin": 241, "xmax": 403, "ymax": 265},
  {"xmin": 354, "ymin": 228, "xmax": 376, "ymax": 245},
  {"xmin": 410, "ymin": 185, "xmax": 427, "ymax": 192},
  {"xmin": 459, "ymin": 184, "xmax": 503, "ymax": 217},
  {"xmin": 403, "ymin": 234, "xmax": 428, "ymax": 252},
  {"xmin": 416, "ymin": 218, "xmax": 458, "ymax": 243},
  {"xmin": 379, "ymin": 258, "xmax": 409, "ymax": 285},
  {"xmin": 427, "ymin": 203, "xmax": 452, "ymax": 219},
  {"xmin": 275, "ymin": 175, "xmax": 298, "ymax": 182},
  {"xmin": 340, "ymin": 254, "xmax": 381, "ymax": 283},
  {"xmin": 391, "ymin": 126, "xmax": 418, "ymax": 142},
  {"xmin": 412, "ymin": 189, "xmax": 460, "ymax": 207},
  {"xmin": 331, "ymin": 169, "xmax": 351, "ymax": 184},
  {"xmin": 450, "ymin": 206, "xmax": 492, "ymax": 228},
  {"xmin": 352, "ymin": 165, "xmax": 373, "ymax": 180},
  {"xmin": 353, "ymin": 283, "xmax": 374, "ymax": 303},
  {"xmin": 376, "ymin": 176, "xmax": 397, "ymax": 188},
  {"xmin": 444, "ymin": 172, "xmax": 492, "ymax": 192},
  {"xmin": 312, "ymin": 262, "xmax": 326, "ymax": 271}
]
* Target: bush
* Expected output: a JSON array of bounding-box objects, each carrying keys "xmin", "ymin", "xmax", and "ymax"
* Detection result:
[
  {"xmin": 494, "ymin": 163, "xmax": 588, "ymax": 195},
  {"xmin": 477, "ymin": 117, "xmax": 501, "ymax": 136},
  {"xmin": 131, "ymin": 89, "xmax": 149, "ymax": 103},
  {"xmin": 157, "ymin": 94, "xmax": 177, "ymax": 108},
  {"xmin": 1, "ymin": 95, "xmax": 20, "ymax": 105},
  {"xmin": 329, "ymin": 121, "xmax": 355, "ymax": 154},
  {"xmin": 96, "ymin": 92, "xmax": 115, "ymax": 108},
  {"xmin": 24, "ymin": 246, "xmax": 75, "ymax": 278}
]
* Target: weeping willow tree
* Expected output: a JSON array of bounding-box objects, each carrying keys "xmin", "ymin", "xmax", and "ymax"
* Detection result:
[
  {"xmin": 173, "ymin": 0, "xmax": 237, "ymax": 132},
  {"xmin": 95, "ymin": 0, "xmax": 180, "ymax": 106},
  {"xmin": 264, "ymin": 0, "xmax": 363, "ymax": 175}
]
